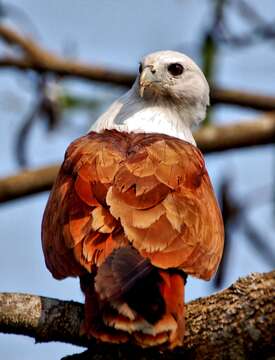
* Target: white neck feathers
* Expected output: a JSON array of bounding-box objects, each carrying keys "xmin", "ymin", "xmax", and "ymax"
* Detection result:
[{"xmin": 90, "ymin": 88, "xmax": 197, "ymax": 146}]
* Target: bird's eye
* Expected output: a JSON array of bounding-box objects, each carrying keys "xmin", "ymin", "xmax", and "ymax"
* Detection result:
[
  {"xmin": 138, "ymin": 63, "xmax": 143, "ymax": 74},
  {"xmin": 167, "ymin": 63, "xmax": 184, "ymax": 76}
]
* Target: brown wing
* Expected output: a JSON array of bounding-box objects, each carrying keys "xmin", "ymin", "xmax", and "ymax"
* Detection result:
[
  {"xmin": 42, "ymin": 130, "xmax": 224, "ymax": 281},
  {"xmin": 107, "ymin": 133, "xmax": 224, "ymax": 280},
  {"xmin": 42, "ymin": 131, "xmax": 129, "ymax": 279}
]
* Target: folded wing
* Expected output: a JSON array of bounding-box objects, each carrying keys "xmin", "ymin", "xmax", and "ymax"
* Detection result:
[{"xmin": 42, "ymin": 130, "xmax": 224, "ymax": 281}]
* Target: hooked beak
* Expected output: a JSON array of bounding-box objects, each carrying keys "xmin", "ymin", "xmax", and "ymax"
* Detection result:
[{"xmin": 139, "ymin": 67, "xmax": 158, "ymax": 97}]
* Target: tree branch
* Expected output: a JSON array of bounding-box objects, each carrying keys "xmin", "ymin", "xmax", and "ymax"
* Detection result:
[
  {"xmin": 0, "ymin": 271, "xmax": 274, "ymax": 359},
  {"xmin": 0, "ymin": 55, "xmax": 134, "ymax": 86},
  {"xmin": 0, "ymin": 164, "xmax": 60, "ymax": 203},
  {"xmin": 0, "ymin": 24, "xmax": 133, "ymax": 87},
  {"xmin": 1, "ymin": 24, "xmax": 275, "ymax": 110},
  {"xmin": 194, "ymin": 112, "xmax": 275, "ymax": 152},
  {"xmin": 1, "ymin": 113, "xmax": 275, "ymax": 203},
  {"xmin": 211, "ymin": 87, "xmax": 275, "ymax": 111}
]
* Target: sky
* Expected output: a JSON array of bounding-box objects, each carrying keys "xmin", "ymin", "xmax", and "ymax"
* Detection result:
[{"xmin": 0, "ymin": 1, "xmax": 274, "ymax": 359}]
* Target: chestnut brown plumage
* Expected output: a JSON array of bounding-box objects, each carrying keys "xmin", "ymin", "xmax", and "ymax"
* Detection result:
[
  {"xmin": 42, "ymin": 130, "xmax": 224, "ymax": 348},
  {"xmin": 42, "ymin": 50, "xmax": 224, "ymax": 348}
]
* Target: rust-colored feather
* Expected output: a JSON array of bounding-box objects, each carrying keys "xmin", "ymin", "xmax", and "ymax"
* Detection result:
[{"xmin": 42, "ymin": 129, "xmax": 224, "ymax": 348}]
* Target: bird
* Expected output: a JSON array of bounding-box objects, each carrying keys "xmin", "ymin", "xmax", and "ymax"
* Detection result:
[{"xmin": 42, "ymin": 50, "xmax": 224, "ymax": 349}]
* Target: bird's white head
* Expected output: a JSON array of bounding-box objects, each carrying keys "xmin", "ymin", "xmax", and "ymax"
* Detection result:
[
  {"xmin": 92, "ymin": 50, "xmax": 210, "ymax": 143},
  {"xmin": 137, "ymin": 50, "xmax": 209, "ymax": 125}
]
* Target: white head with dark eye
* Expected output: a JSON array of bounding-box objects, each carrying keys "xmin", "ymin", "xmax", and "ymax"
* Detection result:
[{"xmin": 137, "ymin": 50, "xmax": 210, "ymax": 124}]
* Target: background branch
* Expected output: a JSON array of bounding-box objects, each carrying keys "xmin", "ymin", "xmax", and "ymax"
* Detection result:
[
  {"xmin": 211, "ymin": 88, "xmax": 275, "ymax": 111},
  {"xmin": 0, "ymin": 164, "xmax": 60, "ymax": 202},
  {"xmin": 0, "ymin": 24, "xmax": 133, "ymax": 86},
  {"xmin": 1, "ymin": 113, "xmax": 275, "ymax": 203},
  {"xmin": 0, "ymin": 55, "xmax": 133, "ymax": 86},
  {"xmin": 0, "ymin": 271, "xmax": 274, "ymax": 360},
  {"xmin": 1, "ymin": 24, "xmax": 275, "ymax": 110},
  {"xmin": 195, "ymin": 112, "xmax": 275, "ymax": 152}
]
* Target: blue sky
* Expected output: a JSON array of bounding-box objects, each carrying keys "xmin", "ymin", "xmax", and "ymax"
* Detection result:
[{"xmin": 0, "ymin": 1, "xmax": 274, "ymax": 359}]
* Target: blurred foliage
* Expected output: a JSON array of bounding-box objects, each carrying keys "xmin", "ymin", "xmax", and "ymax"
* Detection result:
[{"xmin": 59, "ymin": 92, "xmax": 101, "ymax": 111}]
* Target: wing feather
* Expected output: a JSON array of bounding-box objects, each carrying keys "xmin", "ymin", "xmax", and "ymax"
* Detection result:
[
  {"xmin": 42, "ymin": 130, "xmax": 224, "ymax": 281},
  {"xmin": 107, "ymin": 132, "xmax": 224, "ymax": 279}
]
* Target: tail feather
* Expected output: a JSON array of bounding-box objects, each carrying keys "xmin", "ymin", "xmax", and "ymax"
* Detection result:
[
  {"xmin": 95, "ymin": 247, "xmax": 153, "ymax": 300},
  {"xmin": 84, "ymin": 247, "xmax": 185, "ymax": 348},
  {"xmin": 160, "ymin": 271, "xmax": 185, "ymax": 346}
]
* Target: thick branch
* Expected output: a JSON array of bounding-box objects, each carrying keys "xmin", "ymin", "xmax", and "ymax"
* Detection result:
[
  {"xmin": 0, "ymin": 271, "xmax": 274, "ymax": 359},
  {"xmin": 1, "ymin": 24, "xmax": 275, "ymax": 110},
  {"xmin": 1, "ymin": 113, "xmax": 275, "ymax": 203}
]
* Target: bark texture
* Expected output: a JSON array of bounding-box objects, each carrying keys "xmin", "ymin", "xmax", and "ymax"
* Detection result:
[{"xmin": 0, "ymin": 271, "xmax": 274, "ymax": 359}]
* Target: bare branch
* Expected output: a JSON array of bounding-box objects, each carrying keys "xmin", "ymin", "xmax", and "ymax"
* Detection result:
[
  {"xmin": 0, "ymin": 271, "xmax": 274, "ymax": 359},
  {"xmin": 0, "ymin": 164, "xmax": 60, "ymax": 202},
  {"xmin": 195, "ymin": 112, "xmax": 275, "ymax": 152},
  {"xmin": 0, "ymin": 293, "xmax": 87, "ymax": 348},
  {"xmin": 0, "ymin": 24, "xmax": 133, "ymax": 86},
  {"xmin": 0, "ymin": 55, "xmax": 134, "ymax": 86},
  {"xmin": 1, "ymin": 113, "xmax": 275, "ymax": 203},
  {"xmin": 1, "ymin": 24, "xmax": 275, "ymax": 110},
  {"xmin": 211, "ymin": 88, "xmax": 275, "ymax": 111},
  {"xmin": 0, "ymin": 24, "xmax": 47, "ymax": 61}
]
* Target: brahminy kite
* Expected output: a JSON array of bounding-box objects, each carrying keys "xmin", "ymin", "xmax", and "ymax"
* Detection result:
[{"xmin": 42, "ymin": 50, "xmax": 224, "ymax": 349}]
